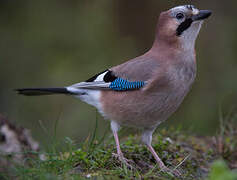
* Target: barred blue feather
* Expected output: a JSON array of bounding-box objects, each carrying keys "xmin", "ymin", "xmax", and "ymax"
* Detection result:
[{"xmin": 109, "ymin": 78, "xmax": 145, "ymax": 91}]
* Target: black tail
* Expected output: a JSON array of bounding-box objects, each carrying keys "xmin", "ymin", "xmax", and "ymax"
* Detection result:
[{"xmin": 15, "ymin": 88, "xmax": 75, "ymax": 96}]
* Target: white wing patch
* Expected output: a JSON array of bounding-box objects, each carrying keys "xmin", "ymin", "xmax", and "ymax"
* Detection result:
[{"xmin": 94, "ymin": 71, "xmax": 108, "ymax": 82}]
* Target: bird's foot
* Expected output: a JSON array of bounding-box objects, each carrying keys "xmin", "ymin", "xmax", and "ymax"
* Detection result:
[
  {"xmin": 112, "ymin": 153, "xmax": 135, "ymax": 169},
  {"xmin": 159, "ymin": 165, "xmax": 181, "ymax": 177}
]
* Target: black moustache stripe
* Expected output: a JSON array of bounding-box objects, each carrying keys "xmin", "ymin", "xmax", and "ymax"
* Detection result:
[{"xmin": 176, "ymin": 18, "xmax": 193, "ymax": 36}]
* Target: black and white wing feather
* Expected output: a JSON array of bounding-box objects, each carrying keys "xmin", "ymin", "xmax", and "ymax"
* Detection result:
[
  {"xmin": 67, "ymin": 70, "xmax": 145, "ymax": 93},
  {"xmin": 16, "ymin": 70, "xmax": 145, "ymax": 96}
]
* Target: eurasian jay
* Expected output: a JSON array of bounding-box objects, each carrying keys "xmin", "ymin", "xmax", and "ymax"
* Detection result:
[{"xmin": 16, "ymin": 5, "xmax": 211, "ymax": 175}]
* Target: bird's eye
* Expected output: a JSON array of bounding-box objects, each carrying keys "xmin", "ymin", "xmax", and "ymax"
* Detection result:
[{"xmin": 176, "ymin": 13, "xmax": 185, "ymax": 20}]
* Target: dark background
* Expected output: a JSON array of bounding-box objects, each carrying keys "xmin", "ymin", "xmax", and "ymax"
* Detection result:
[{"xmin": 0, "ymin": 0, "xmax": 236, "ymax": 146}]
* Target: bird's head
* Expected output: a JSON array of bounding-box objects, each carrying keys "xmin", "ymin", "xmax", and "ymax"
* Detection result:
[{"xmin": 155, "ymin": 5, "xmax": 212, "ymax": 50}]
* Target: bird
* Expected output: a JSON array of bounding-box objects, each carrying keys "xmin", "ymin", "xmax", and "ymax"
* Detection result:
[{"xmin": 16, "ymin": 5, "xmax": 211, "ymax": 176}]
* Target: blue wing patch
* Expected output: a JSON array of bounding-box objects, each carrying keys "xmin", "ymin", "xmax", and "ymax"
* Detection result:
[{"xmin": 109, "ymin": 78, "xmax": 145, "ymax": 91}]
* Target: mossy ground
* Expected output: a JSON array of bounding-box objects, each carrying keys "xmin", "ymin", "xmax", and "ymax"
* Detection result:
[{"xmin": 0, "ymin": 121, "xmax": 237, "ymax": 180}]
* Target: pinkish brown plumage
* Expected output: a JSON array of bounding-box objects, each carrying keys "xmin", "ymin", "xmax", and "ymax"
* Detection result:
[{"xmin": 16, "ymin": 5, "xmax": 211, "ymax": 176}]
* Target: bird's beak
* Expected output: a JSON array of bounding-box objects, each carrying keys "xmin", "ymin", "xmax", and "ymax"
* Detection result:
[{"xmin": 192, "ymin": 10, "xmax": 212, "ymax": 21}]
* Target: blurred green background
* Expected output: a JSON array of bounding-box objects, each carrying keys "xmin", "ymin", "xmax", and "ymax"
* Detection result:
[{"xmin": 0, "ymin": 0, "xmax": 237, "ymax": 146}]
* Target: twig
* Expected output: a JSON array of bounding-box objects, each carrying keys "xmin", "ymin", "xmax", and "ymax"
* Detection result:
[{"xmin": 173, "ymin": 154, "xmax": 191, "ymax": 171}]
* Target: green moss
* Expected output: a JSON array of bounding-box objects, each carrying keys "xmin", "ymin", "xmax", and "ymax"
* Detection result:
[{"xmin": 1, "ymin": 124, "xmax": 237, "ymax": 180}]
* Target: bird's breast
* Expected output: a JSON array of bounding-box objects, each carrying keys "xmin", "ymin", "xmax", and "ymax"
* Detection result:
[{"xmin": 170, "ymin": 60, "xmax": 197, "ymax": 91}]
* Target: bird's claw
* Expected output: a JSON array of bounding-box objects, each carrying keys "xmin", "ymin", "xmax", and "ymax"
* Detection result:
[
  {"xmin": 112, "ymin": 153, "xmax": 135, "ymax": 169},
  {"xmin": 172, "ymin": 169, "xmax": 182, "ymax": 177},
  {"xmin": 160, "ymin": 166, "xmax": 182, "ymax": 177}
]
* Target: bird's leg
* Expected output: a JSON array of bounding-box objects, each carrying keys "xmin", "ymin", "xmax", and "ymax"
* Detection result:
[
  {"xmin": 111, "ymin": 121, "xmax": 123, "ymax": 158},
  {"xmin": 111, "ymin": 121, "xmax": 133, "ymax": 168},
  {"xmin": 146, "ymin": 144, "xmax": 181, "ymax": 177},
  {"xmin": 146, "ymin": 144, "xmax": 166, "ymax": 168},
  {"xmin": 142, "ymin": 129, "xmax": 181, "ymax": 177},
  {"xmin": 113, "ymin": 129, "xmax": 123, "ymax": 158}
]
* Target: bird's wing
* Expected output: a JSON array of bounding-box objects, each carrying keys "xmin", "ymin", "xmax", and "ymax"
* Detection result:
[
  {"xmin": 68, "ymin": 54, "xmax": 161, "ymax": 92},
  {"xmin": 110, "ymin": 53, "xmax": 161, "ymax": 82},
  {"xmin": 68, "ymin": 70, "xmax": 146, "ymax": 92}
]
